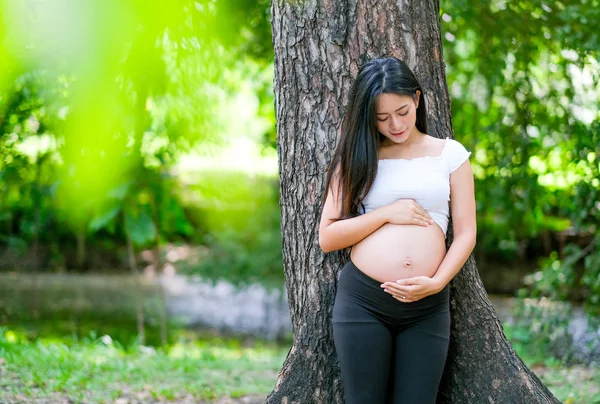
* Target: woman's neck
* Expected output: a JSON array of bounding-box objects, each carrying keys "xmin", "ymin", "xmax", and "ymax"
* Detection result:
[{"xmin": 381, "ymin": 130, "xmax": 426, "ymax": 149}]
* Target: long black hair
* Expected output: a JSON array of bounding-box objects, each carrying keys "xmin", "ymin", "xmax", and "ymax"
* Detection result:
[{"xmin": 323, "ymin": 57, "xmax": 428, "ymax": 219}]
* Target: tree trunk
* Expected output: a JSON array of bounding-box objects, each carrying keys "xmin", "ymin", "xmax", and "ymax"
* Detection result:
[
  {"xmin": 124, "ymin": 208, "xmax": 146, "ymax": 346},
  {"xmin": 31, "ymin": 154, "xmax": 42, "ymax": 320},
  {"xmin": 268, "ymin": 0, "xmax": 560, "ymax": 403},
  {"xmin": 76, "ymin": 225, "xmax": 86, "ymax": 269},
  {"xmin": 150, "ymin": 182, "xmax": 168, "ymax": 346}
]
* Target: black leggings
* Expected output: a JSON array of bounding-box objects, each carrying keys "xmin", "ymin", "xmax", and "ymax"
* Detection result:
[{"xmin": 332, "ymin": 260, "xmax": 450, "ymax": 404}]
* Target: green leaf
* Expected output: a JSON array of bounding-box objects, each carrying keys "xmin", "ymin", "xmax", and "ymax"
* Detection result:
[
  {"xmin": 88, "ymin": 205, "xmax": 121, "ymax": 232},
  {"xmin": 124, "ymin": 208, "xmax": 156, "ymax": 246},
  {"xmin": 107, "ymin": 182, "xmax": 132, "ymax": 200}
]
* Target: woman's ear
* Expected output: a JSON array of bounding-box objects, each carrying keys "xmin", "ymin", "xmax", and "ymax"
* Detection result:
[{"xmin": 414, "ymin": 90, "xmax": 421, "ymax": 108}]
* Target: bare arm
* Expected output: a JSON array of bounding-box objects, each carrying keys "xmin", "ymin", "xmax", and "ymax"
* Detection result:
[
  {"xmin": 431, "ymin": 159, "xmax": 477, "ymax": 288},
  {"xmin": 318, "ymin": 185, "xmax": 388, "ymax": 253},
  {"xmin": 319, "ymin": 175, "xmax": 435, "ymax": 253}
]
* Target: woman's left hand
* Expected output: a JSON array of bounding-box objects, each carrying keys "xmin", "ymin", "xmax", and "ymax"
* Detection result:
[{"xmin": 380, "ymin": 276, "xmax": 444, "ymax": 303}]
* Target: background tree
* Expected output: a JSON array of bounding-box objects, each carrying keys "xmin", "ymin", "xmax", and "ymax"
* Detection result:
[{"xmin": 268, "ymin": 0, "xmax": 560, "ymax": 402}]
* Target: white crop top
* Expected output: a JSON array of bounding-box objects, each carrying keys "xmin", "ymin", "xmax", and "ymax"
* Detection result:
[{"xmin": 359, "ymin": 138, "xmax": 471, "ymax": 236}]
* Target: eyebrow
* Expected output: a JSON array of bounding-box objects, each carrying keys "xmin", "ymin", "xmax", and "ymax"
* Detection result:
[{"xmin": 376, "ymin": 104, "xmax": 409, "ymax": 115}]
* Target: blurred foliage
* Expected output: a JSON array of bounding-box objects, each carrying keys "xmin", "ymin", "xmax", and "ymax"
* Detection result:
[
  {"xmin": 180, "ymin": 170, "xmax": 283, "ymax": 287},
  {"xmin": 504, "ymin": 297, "xmax": 600, "ymax": 366},
  {"xmin": 440, "ymin": 0, "xmax": 600, "ymax": 310},
  {"xmin": 0, "ymin": 0, "xmax": 275, "ymax": 270},
  {"xmin": 0, "ymin": 0, "xmax": 599, "ymax": 315},
  {"xmin": 0, "ymin": 273, "xmax": 171, "ymax": 347}
]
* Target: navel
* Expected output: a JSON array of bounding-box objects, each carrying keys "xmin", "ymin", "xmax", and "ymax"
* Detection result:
[{"xmin": 403, "ymin": 258, "xmax": 412, "ymax": 268}]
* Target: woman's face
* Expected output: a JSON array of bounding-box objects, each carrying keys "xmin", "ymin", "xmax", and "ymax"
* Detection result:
[{"xmin": 374, "ymin": 92, "xmax": 420, "ymax": 144}]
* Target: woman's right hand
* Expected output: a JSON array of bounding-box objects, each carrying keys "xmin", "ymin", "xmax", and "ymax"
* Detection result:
[{"xmin": 382, "ymin": 199, "xmax": 435, "ymax": 226}]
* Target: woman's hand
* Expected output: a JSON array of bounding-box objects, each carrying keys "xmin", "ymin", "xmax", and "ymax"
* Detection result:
[
  {"xmin": 382, "ymin": 199, "xmax": 435, "ymax": 227},
  {"xmin": 380, "ymin": 276, "xmax": 444, "ymax": 303}
]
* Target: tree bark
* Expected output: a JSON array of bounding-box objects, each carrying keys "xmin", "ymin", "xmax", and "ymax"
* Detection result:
[
  {"xmin": 124, "ymin": 208, "xmax": 146, "ymax": 346},
  {"xmin": 150, "ymin": 180, "xmax": 168, "ymax": 346},
  {"xmin": 31, "ymin": 153, "xmax": 42, "ymax": 320},
  {"xmin": 76, "ymin": 225, "xmax": 86, "ymax": 269},
  {"xmin": 268, "ymin": 0, "xmax": 560, "ymax": 403}
]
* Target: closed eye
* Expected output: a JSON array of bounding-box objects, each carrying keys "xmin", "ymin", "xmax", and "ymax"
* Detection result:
[{"xmin": 377, "ymin": 112, "xmax": 408, "ymax": 122}]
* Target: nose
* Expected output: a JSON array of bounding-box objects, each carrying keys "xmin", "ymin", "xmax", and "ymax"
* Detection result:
[{"xmin": 390, "ymin": 116, "xmax": 402, "ymax": 131}]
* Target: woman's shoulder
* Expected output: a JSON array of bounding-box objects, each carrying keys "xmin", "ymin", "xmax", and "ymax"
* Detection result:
[
  {"xmin": 421, "ymin": 135, "xmax": 460, "ymax": 157},
  {"xmin": 441, "ymin": 137, "xmax": 472, "ymax": 172},
  {"xmin": 420, "ymin": 134, "xmax": 447, "ymax": 156},
  {"xmin": 442, "ymin": 137, "xmax": 469, "ymax": 153}
]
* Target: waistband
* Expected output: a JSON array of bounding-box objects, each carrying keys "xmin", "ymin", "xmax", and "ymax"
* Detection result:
[{"xmin": 338, "ymin": 259, "xmax": 450, "ymax": 315}]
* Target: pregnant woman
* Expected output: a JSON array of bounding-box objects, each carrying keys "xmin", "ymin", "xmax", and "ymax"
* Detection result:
[{"xmin": 319, "ymin": 57, "xmax": 476, "ymax": 403}]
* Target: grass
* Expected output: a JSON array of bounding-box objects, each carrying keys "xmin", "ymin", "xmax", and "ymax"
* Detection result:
[
  {"xmin": 1, "ymin": 325, "xmax": 599, "ymax": 403},
  {"xmin": 0, "ymin": 328, "xmax": 288, "ymax": 403},
  {"xmin": 503, "ymin": 323, "xmax": 600, "ymax": 404},
  {"xmin": 532, "ymin": 364, "xmax": 600, "ymax": 404}
]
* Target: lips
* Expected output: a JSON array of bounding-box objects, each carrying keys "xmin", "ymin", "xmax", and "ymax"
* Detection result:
[{"xmin": 391, "ymin": 130, "xmax": 406, "ymax": 136}]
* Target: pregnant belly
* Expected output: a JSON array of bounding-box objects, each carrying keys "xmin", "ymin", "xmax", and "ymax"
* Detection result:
[{"xmin": 350, "ymin": 223, "xmax": 447, "ymax": 283}]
